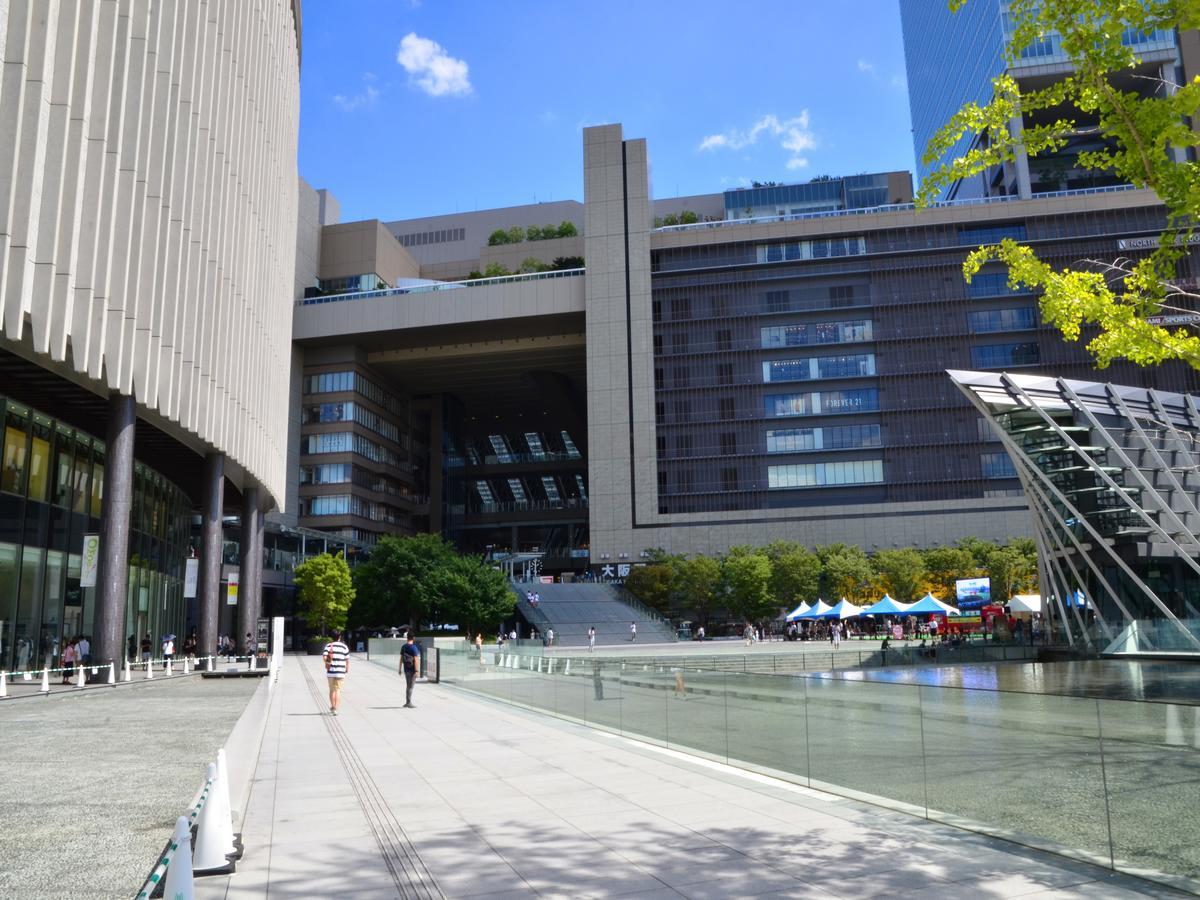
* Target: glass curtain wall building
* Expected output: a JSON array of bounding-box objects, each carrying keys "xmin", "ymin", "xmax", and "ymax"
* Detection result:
[{"xmin": 0, "ymin": 396, "xmax": 190, "ymax": 672}]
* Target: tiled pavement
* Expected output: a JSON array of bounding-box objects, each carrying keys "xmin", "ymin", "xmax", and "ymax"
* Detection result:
[{"xmin": 195, "ymin": 655, "xmax": 1185, "ymax": 899}]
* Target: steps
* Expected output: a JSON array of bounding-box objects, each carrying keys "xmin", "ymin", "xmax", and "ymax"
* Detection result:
[{"xmin": 515, "ymin": 583, "xmax": 676, "ymax": 646}]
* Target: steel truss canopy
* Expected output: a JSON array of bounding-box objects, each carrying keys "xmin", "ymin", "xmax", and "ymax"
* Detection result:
[{"xmin": 948, "ymin": 370, "xmax": 1200, "ymax": 657}]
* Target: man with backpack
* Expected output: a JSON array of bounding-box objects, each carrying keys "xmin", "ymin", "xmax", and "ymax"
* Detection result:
[
  {"xmin": 323, "ymin": 630, "xmax": 350, "ymax": 715},
  {"xmin": 400, "ymin": 634, "xmax": 420, "ymax": 708}
]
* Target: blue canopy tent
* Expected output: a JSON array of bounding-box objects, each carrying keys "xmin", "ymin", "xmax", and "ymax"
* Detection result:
[
  {"xmin": 784, "ymin": 602, "xmax": 812, "ymax": 621},
  {"xmin": 860, "ymin": 594, "xmax": 911, "ymax": 617},
  {"xmin": 797, "ymin": 600, "xmax": 833, "ymax": 619},
  {"xmin": 818, "ymin": 598, "xmax": 863, "ymax": 620},
  {"xmin": 904, "ymin": 593, "xmax": 960, "ymax": 616}
]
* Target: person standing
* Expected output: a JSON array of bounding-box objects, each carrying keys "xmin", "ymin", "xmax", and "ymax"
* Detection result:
[
  {"xmin": 587, "ymin": 625, "xmax": 596, "ymax": 652},
  {"xmin": 400, "ymin": 634, "xmax": 420, "ymax": 709},
  {"xmin": 322, "ymin": 629, "xmax": 350, "ymax": 715},
  {"xmin": 77, "ymin": 634, "xmax": 91, "ymax": 667},
  {"xmin": 629, "ymin": 621, "xmax": 637, "ymax": 643},
  {"xmin": 474, "ymin": 633, "xmax": 483, "ymax": 656},
  {"xmin": 832, "ymin": 623, "xmax": 842, "ymax": 650},
  {"xmin": 546, "ymin": 628, "xmax": 554, "ymax": 648},
  {"xmin": 161, "ymin": 635, "xmax": 175, "ymax": 671},
  {"xmin": 61, "ymin": 638, "xmax": 76, "ymax": 684},
  {"xmin": 140, "ymin": 634, "xmax": 152, "ymax": 666}
]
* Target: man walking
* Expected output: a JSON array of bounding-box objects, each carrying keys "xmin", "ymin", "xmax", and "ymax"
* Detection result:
[
  {"xmin": 629, "ymin": 621, "xmax": 637, "ymax": 643},
  {"xmin": 323, "ymin": 629, "xmax": 350, "ymax": 715},
  {"xmin": 587, "ymin": 625, "xmax": 596, "ymax": 652},
  {"xmin": 400, "ymin": 634, "xmax": 420, "ymax": 708}
]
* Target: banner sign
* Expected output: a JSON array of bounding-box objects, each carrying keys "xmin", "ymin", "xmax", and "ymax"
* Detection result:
[
  {"xmin": 184, "ymin": 558, "xmax": 199, "ymax": 598},
  {"xmin": 80, "ymin": 534, "xmax": 100, "ymax": 587},
  {"xmin": 956, "ymin": 577, "xmax": 991, "ymax": 609},
  {"xmin": 226, "ymin": 572, "xmax": 239, "ymax": 605}
]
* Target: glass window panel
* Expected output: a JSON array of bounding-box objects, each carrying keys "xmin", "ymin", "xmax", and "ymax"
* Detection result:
[{"xmin": 3, "ymin": 409, "xmax": 30, "ymax": 495}]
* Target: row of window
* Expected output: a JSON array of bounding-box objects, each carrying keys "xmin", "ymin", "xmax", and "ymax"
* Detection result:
[
  {"xmin": 967, "ymin": 307, "xmax": 1037, "ymax": 334},
  {"xmin": 767, "ymin": 459, "xmax": 884, "ymax": 489},
  {"xmin": 299, "ymin": 493, "xmax": 408, "ymax": 524},
  {"xmin": 302, "ymin": 402, "xmax": 403, "ymax": 446},
  {"xmin": 396, "ymin": 226, "xmax": 466, "ymax": 248},
  {"xmin": 765, "ymin": 388, "xmax": 879, "ymax": 419},
  {"xmin": 302, "ymin": 370, "xmax": 406, "ymax": 417},
  {"xmin": 761, "ymin": 319, "xmax": 872, "ymax": 348},
  {"xmin": 766, "ymin": 424, "xmax": 882, "ymax": 454},
  {"xmin": 970, "ymin": 342, "xmax": 1040, "ymax": 369},
  {"xmin": 756, "ymin": 236, "xmax": 867, "ymax": 264},
  {"xmin": 301, "ymin": 432, "xmax": 404, "ymax": 467},
  {"xmin": 981, "ymin": 451, "xmax": 1017, "ymax": 479},
  {"xmin": 762, "ymin": 353, "xmax": 876, "ymax": 384},
  {"xmin": 966, "ymin": 271, "xmax": 1031, "ymax": 299}
]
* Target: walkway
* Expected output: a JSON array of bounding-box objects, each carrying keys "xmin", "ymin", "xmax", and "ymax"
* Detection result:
[{"xmin": 196, "ymin": 655, "xmax": 1181, "ymax": 899}]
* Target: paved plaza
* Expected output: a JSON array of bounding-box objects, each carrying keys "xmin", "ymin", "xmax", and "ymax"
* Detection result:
[{"xmin": 195, "ymin": 655, "xmax": 1182, "ymax": 899}]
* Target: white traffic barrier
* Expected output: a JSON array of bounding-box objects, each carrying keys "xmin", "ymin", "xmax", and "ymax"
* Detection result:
[
  {"xmin": 207, "ymin": 655, "xmax": 214, "ymax": 673},
  {"xmin": 216, "ymin": 748, "xmax": 238, "ymax": 857},
  {"xmin": 146, "ymin": 658, "xmax": 154, "ymax": 680},
  {"xmin": 162, "ymin": 816, "xmax": 195, "ymax": 900},
  {"xmin": 183, "ymin": 657, "xmax": 191, "ymax": 675},
  {"xmin": 166, "ymin": 658, "xmax": 173, "ymax": 677},
  {"xmin": 75, "ymin": 665, "xmax": 85, "ymax": 688},
  {"xmin": 565, "ymin": 659, "xmax": 571, "ymax": 675},
  {"xmin": 40, "ymin": 668, "xmax": 50, "ymax": 694},
  {"xmin": 108, "ymin": 663, "xmax": 116, "ymax": 687},
  {"xmin": 0, "ymin": 671, "xmax": 7, "ymax": 699},
  {"xmin": 249, "ymin": 653, "xmax": 256, "ymax": 672},
  {"xmin": 123, "ymin": 659, "xmax": 131, "ymax": 682},
  {"xmin": 192, "ymin": 763, "xmax": 235, "ymax": 873}
]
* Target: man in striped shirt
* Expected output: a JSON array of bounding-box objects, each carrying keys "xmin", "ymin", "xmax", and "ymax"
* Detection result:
[{"xmin": 323, "ymin": 630, "xmax": 351, "ymax": 715}]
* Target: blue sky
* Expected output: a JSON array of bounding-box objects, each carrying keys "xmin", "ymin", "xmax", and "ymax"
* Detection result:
[{"xmin": 299, "ymin": 1, "xmax": 917, "ymax": 222}]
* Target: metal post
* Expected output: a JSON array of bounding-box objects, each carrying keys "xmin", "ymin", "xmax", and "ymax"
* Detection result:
[
  {"xmin": 197, "ymin": 453, "xmax": 225, "ymax": 659},
  {"xmin": 93, "ymin": 393, "xmax": 136, "ymax": 670},
  {"xmin": 237, "ymin": 486, "xmax": 260, "ymax": 654}
]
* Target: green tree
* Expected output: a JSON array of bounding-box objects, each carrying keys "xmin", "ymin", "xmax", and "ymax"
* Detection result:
[
  {"xmin": 350, "ymin": 534, "xmax": 456, "ymax": 628},
  {"xmin": 675, "ymin": 555, "xmax": 721, "ymax": 624},
  {"xmin": 551, "ymin": 256, "xmax": 585, "ymax": 270},
  {"xmin": 661, "ymin": 213, "xmax": 680, "ymax": 226},
  {"xmin": 505, "ymin": 225, "xmax": 525, "ymax": 245},
  {"xmin": 923, "ymin": 546, "xmax": 977, "ymax": 600},
  {"xmin": 819, "ymin": 544, "xmax": 873, "ymax": 601},
  {"xmin": 722, "ymin": 552, "xmax": 775, "ymax": 622},
  {"xmin": 487, "ymin": 228, "xmax": 510, "ymax": 246},
  {"xmin": 623, "ymin": 563, "xmax": 675, "ymax": 614},
  {"xmin": 426, "ymin": 554, "xmax": 516, "ymax": 636},
  {"xmin": 763, "ymin": 540, "xmax": 821, "ymax": 605},
  {"xmin": 680, "ymin": 210, "xmax": 699, "ymax": 224},
  {"xmin": 467, "ymin": 270, "xmax": 483, "ymax": 280},
  {"xmin": 986, "ymin": 544, "xmax": 1035, "ymax": 604},
  {"xmin": 518, "ymin": 256, "xmax": 550, "ymax": 274},
  {"xmin": 526, "ymin": 225, "xmax": 542, "ymax": 242},
  {"xmin": 920, "ymin": 0, "xmax": 1200, "ymax": 370},
  {"xmin": 956, "ymin": 536, "xmax": 997, "ymax": 569},
  {"xmin": 872, "ymin": 548, "xmax": 928, "ymax": 603},
  {"xmin": 556, "ymin": 220, "xmax": 578, "ymax": 238},
  {"xmin": 293, "ymin": 552, "xmax": 355, "ymax": 637},
  {"xmin": 482, "ymin": 262, "xmax": 511, "ymax": 278}
]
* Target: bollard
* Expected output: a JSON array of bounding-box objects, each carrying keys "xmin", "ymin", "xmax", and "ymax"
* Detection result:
[
  {"xmin": 146, "ymin": 658, "xmax": 154, "ymax": 680},
  {"xmin": 166, "ymin": 658, "xmax": 173, "ymax": 677},
  {"xmin": 40, "ymin": 668, "xmax": 50, "ymax": 694},
  {"xmin": 249, "ymin": 653, "xmax": 256, "ymax": 672},
  {"xmin": 123, "ymin": 659, "xmax": 131, "ymax": 682},
  {"xmin": 76, "ymin": 665, "xmax": 85, "ymax": 688},
  {"xmin": 216, "ymin": 748, "xmax": 240, "ymax": 858},
  {"xmin": 108, "ymin": 663, "xmax": 116, "ymax": 687},
  {"xmin": 0, "ymin": 671, "xmax": 6, "ymax": 699},
  {"xmin": 207, "ymin": 655, "xmax": 214, "ymax": 673},
  {"xmin": 193, "ymin": 763, "xmax": 236, "ymax": 874},
  {"xmin": 565, "ymin": 659, "xmax": 571, "ymax": 676},
  {"xmin": 162, "ymin": 816, "xmax": 195, "ymax": 900},
  {"xmin": 183, "ymin": 657, "xmax": 191, "ymax": 675}
]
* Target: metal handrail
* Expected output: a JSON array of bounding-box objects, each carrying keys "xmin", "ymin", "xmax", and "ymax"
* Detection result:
[
  {"xmin": 296, "ymin": 268, "xmax": 585, "ymax": 307},
  {"xmin": 610, "ymin": 584, "xmax": 674, "ymax": 631}
]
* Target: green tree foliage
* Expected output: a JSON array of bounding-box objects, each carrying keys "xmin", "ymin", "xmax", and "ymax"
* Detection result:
[
  {"xmin": 922, "ymin": 546, "xmax": 977, "ymax": 599},
  {"xmin": 293, "ymin": 552, "xmax": 355, "ymax": 637},
  {"xmin": 526, "ymin": 225, "xmax": 543, "ymax": 242},
  {"xmin": 557, "ymin": 220, "xmax": 578, "ymax": 238},
  {"xmin": 818, "ymin": 544, "xmax": 874, "ymax": 601},
  {"xmin": 680, "ymin": 210, "xmax": 699, "ymax": 224},
  {"xmin": 722, "ymin": 551, "xmax": 776, "ymax": 622},
  {"xmin": 660, "ymin": 213, "xmax": 680, "ymax": 227},
  {"xmin": 920, "ymin": 0, "xmax": 1200, "ymax": 370},
  {"xmin": 518, "ymin": 257, "xmax": 551, "ymax": 274},
  {"xmin": 872, "ymin": 548, "xmax": 928, "ymax": 602},
  {"xmin": 425, "ymin": 554, "xmax": 516, "ymax": 636},
  {"xmin": 505, "ymin": 226, "xmax": 524, "ymax": 245},
  {"xmin": 623, "ymin": 563, "xmax": 675, "ymax": 614},
  {"xmin": 487, "ymin": 228, "xmax": 511, "ymax": 246},
  {"xmin": 763, "ymin": 540, "xmax": 821, "ymax": 605},
  {"xmin": 551, "ymin": 256, "xmax": 585, "ymax": 270},
  {"xmin": 350, "ymin": 534, "xmax": 456, "ymax": 628},
  {"xmin": 675, "ymin": 555, "xmax": 721, "ymax": 624},
  {"xmin": 986, "ymin": 544, "xmax": 1036, "ymax": 603},
  {"xmin": 482, "ymin": 262, "xmax": 511, "ymax": 278},
  {"xmin": 956, "ymin": 536, "xmax": 997, "ymax": 569}
]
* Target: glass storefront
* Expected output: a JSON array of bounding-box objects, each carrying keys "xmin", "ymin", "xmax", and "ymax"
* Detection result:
[{"xmin": 0, "ymin": 397, "xmax": 191, "ymax": 671}]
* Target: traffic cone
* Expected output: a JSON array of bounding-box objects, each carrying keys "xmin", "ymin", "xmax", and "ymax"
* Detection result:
[
  {"xmin": 162, "ymin": 816, "xmax": 195, "ymax": 900},
  {"xmin": 216, "ymin": 749, "xmax": 240, "ymax": 858},
  {"xmin": 166, "ymin": 658, "xmax": 173, "ymax": 677},
  {"xmin": 207, "ymin": 655, "xmax": 214, "ymax": 672},
  {"xmin": 40, "ymin": 668, "xmax": 50, "ymax": 694},
  {"xmin": 0, "ymin": 671, "xmax": 7, "ymax": 699},
  {"xmin": 565, "ymin": 659, "xmax": 571, "ymax": 675},
  {"xmin": 249, "ymin": 653, "xmax": 256, "ymax": 671},
  {"xmin": 192, "ymin": 763, "xmax": 236, "ymax": 874},
  {"xmin": 183, "ymin": 657, "xmax": 190, "ymax": 675},
  {"xmin": 108, "ymin": 663, "xmax": 116, "ymax": 687},
  {"xmin": 75, "ymin": 665, "xmax": 85, "ymax": 688},
  {"xmin": 123, "ymin": 659, "xmax": 131, "ymax": 682},
  {"xmin": 146, "ymin": 658, "xmax": 154, "ymax": 680}
]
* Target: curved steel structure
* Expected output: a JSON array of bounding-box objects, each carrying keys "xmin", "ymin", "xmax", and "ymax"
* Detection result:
[{"xmin": 950, "ymin": 370, "xmax": 1200, "ymax": 655}]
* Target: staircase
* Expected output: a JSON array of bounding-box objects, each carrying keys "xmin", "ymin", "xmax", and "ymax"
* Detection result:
[{"xmin": 514, "ymin": 582, "xmax": 677, "ymax": 646}]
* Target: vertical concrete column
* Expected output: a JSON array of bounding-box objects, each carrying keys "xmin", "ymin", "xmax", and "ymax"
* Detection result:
[
  {"xmin": 1008, "ymin": 113, "xmax": 1033, "ymax": 199},
  {"xmin": 93, "ymin": 394, "xmax": 137, "ymax": 669},
  {"xmin": 249, "ymin": 501, "xmax": 266, "ymax": 647},
  {"xmin": 196, "ymin": 453, "xmax": 225, "ymax": 657},
  {"xmin": 237, "ymin": 486, "xmax": 260, "ymax": 653}
]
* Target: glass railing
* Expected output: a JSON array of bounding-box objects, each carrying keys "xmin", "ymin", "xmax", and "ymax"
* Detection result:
[
  {"xmin": 654, "ymin": 184, "xmax": 1142, "ymax": 234},
  {"xmin": 469, "ymin": 498, "xmax": 588, "ymax": 514},
  {"xmin": 429, "ymin": 646, "xmax": 1200, "ymax": 894},
  {"xmin": 295, "ymin": 268, "xmax": 585, "ymax": 306}
]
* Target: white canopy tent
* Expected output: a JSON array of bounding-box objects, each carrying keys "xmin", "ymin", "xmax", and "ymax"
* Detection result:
[{"xmin": 1008, "ymin": 594, "xmax": 1042, "ymax": 615}]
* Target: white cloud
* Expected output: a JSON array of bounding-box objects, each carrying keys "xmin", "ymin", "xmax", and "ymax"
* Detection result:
[
  {"xmin": 396, "ymin": 33, "xmax": 472, "ymax": 97},
  {"xmin": 857, "ymin": 59, "xmax": 875, "ymax": 74},
  {"xmin": 698, "ymin": 113, "xmax": 815, "ymax": 169},
  {"xmin": 333, "ymin": 75, "xmax": 380, "ymax": 112},
  {"xmin": 890, "ymin": 73, "xmax": 907, "ymax": 90}
]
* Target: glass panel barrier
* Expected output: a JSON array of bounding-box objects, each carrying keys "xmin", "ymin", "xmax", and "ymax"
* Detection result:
[
  {"xmin": 665, "ymin": 668, "xmax": 728, "ymax": 763},
  {"xmin": 619, "ymin": 662, "xmax": 668, "ymax": 747},
  {"xmin": 725, "ymin": 673, "xmax": 809, "ymax": 783}
]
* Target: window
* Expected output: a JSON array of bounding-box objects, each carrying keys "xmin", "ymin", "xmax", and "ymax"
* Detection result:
[
  {"xmin": 674, "ymin": 434, "xmax": 693, "ymax": 456},
  {"xmin": 761, "ymin": 354, "xmax": 875, "ymax": 383},
  {"xmin": 722, "ymin": 468, "xmax": 738, "ymax": 492},
  {"xmin": 717, "ymin": 363, "xmax": 734, "ymax": 385},
  {"xmin": 766, "ymin": 424, "xmax": 881, "ymax": 453},
  {"xmin": 967, "ymin": 272, "xmax": 1031, "ymax": 298},
  {"xmin": 720, "ymin": 433, "xmax": 737, "ymax": 456},
  {"xmin": 970, "ymin": 342, "xmax": 1040, "ymax": 368},
  {"xmin": 981, "ymin": 451, "xmax": 1017, "ymax": 479},
  {"xmin": 767, "ymin": 460, "xmax": 884, "ymax": 489},
  {"xmin": 715, "ymin": 329, "xmax": 732, "ymax": 352},
  {"xmin": 756, "ymin": 236, "xmax": 866, "ymax": 264},
  {"xmin": 673, "ymin": 398, "xmax": 691, "ymax": 421},
  {"xmin": 765, "ymin": 389, "xmax": 879, "ymax": 418},
  {"xmin": 959, "ymin": 224, "xmax": 1026, "ymax": 245},
  {"xmin": 719, "ymin": 397, "xmax": 736, "ymax": 420},
  {"xmin": 654, "ymin": 367, "xmax": 664, "ymax": 389},
  {"xmin": 761, "ymin": 320, "xmax": 871, "ymax": 349},
  {"xmin": 967, "ymin": 307, "xmax": 1037, "ymax": 334},
  {"xmin": 670, "ymin": 297, "xmax": 691, "ymax": 320},
  {"xmin": 673, "ymin": 365, "xmax": 689, "ymax": 388},
  {"xmin": 765, "ymin": 290, "xmax": 790, "ymax": 313},
  {"xmin": 671, "ymin": 333, "xmax": 688, "ymax": 354}
]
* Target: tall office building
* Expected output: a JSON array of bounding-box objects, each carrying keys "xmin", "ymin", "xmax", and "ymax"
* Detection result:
[
  {"xmin": 900, "ymin": 0, "xmax": 1195, "ymax": 199},
  {"xmin": 0, "ymin": 2, "xmax": 302, "ymax": 670}
]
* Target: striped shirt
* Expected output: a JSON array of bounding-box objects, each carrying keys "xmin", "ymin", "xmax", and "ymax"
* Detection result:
[{"xmin": 323, "ymin": 641, "xmax": 350, "ymax": 678}]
